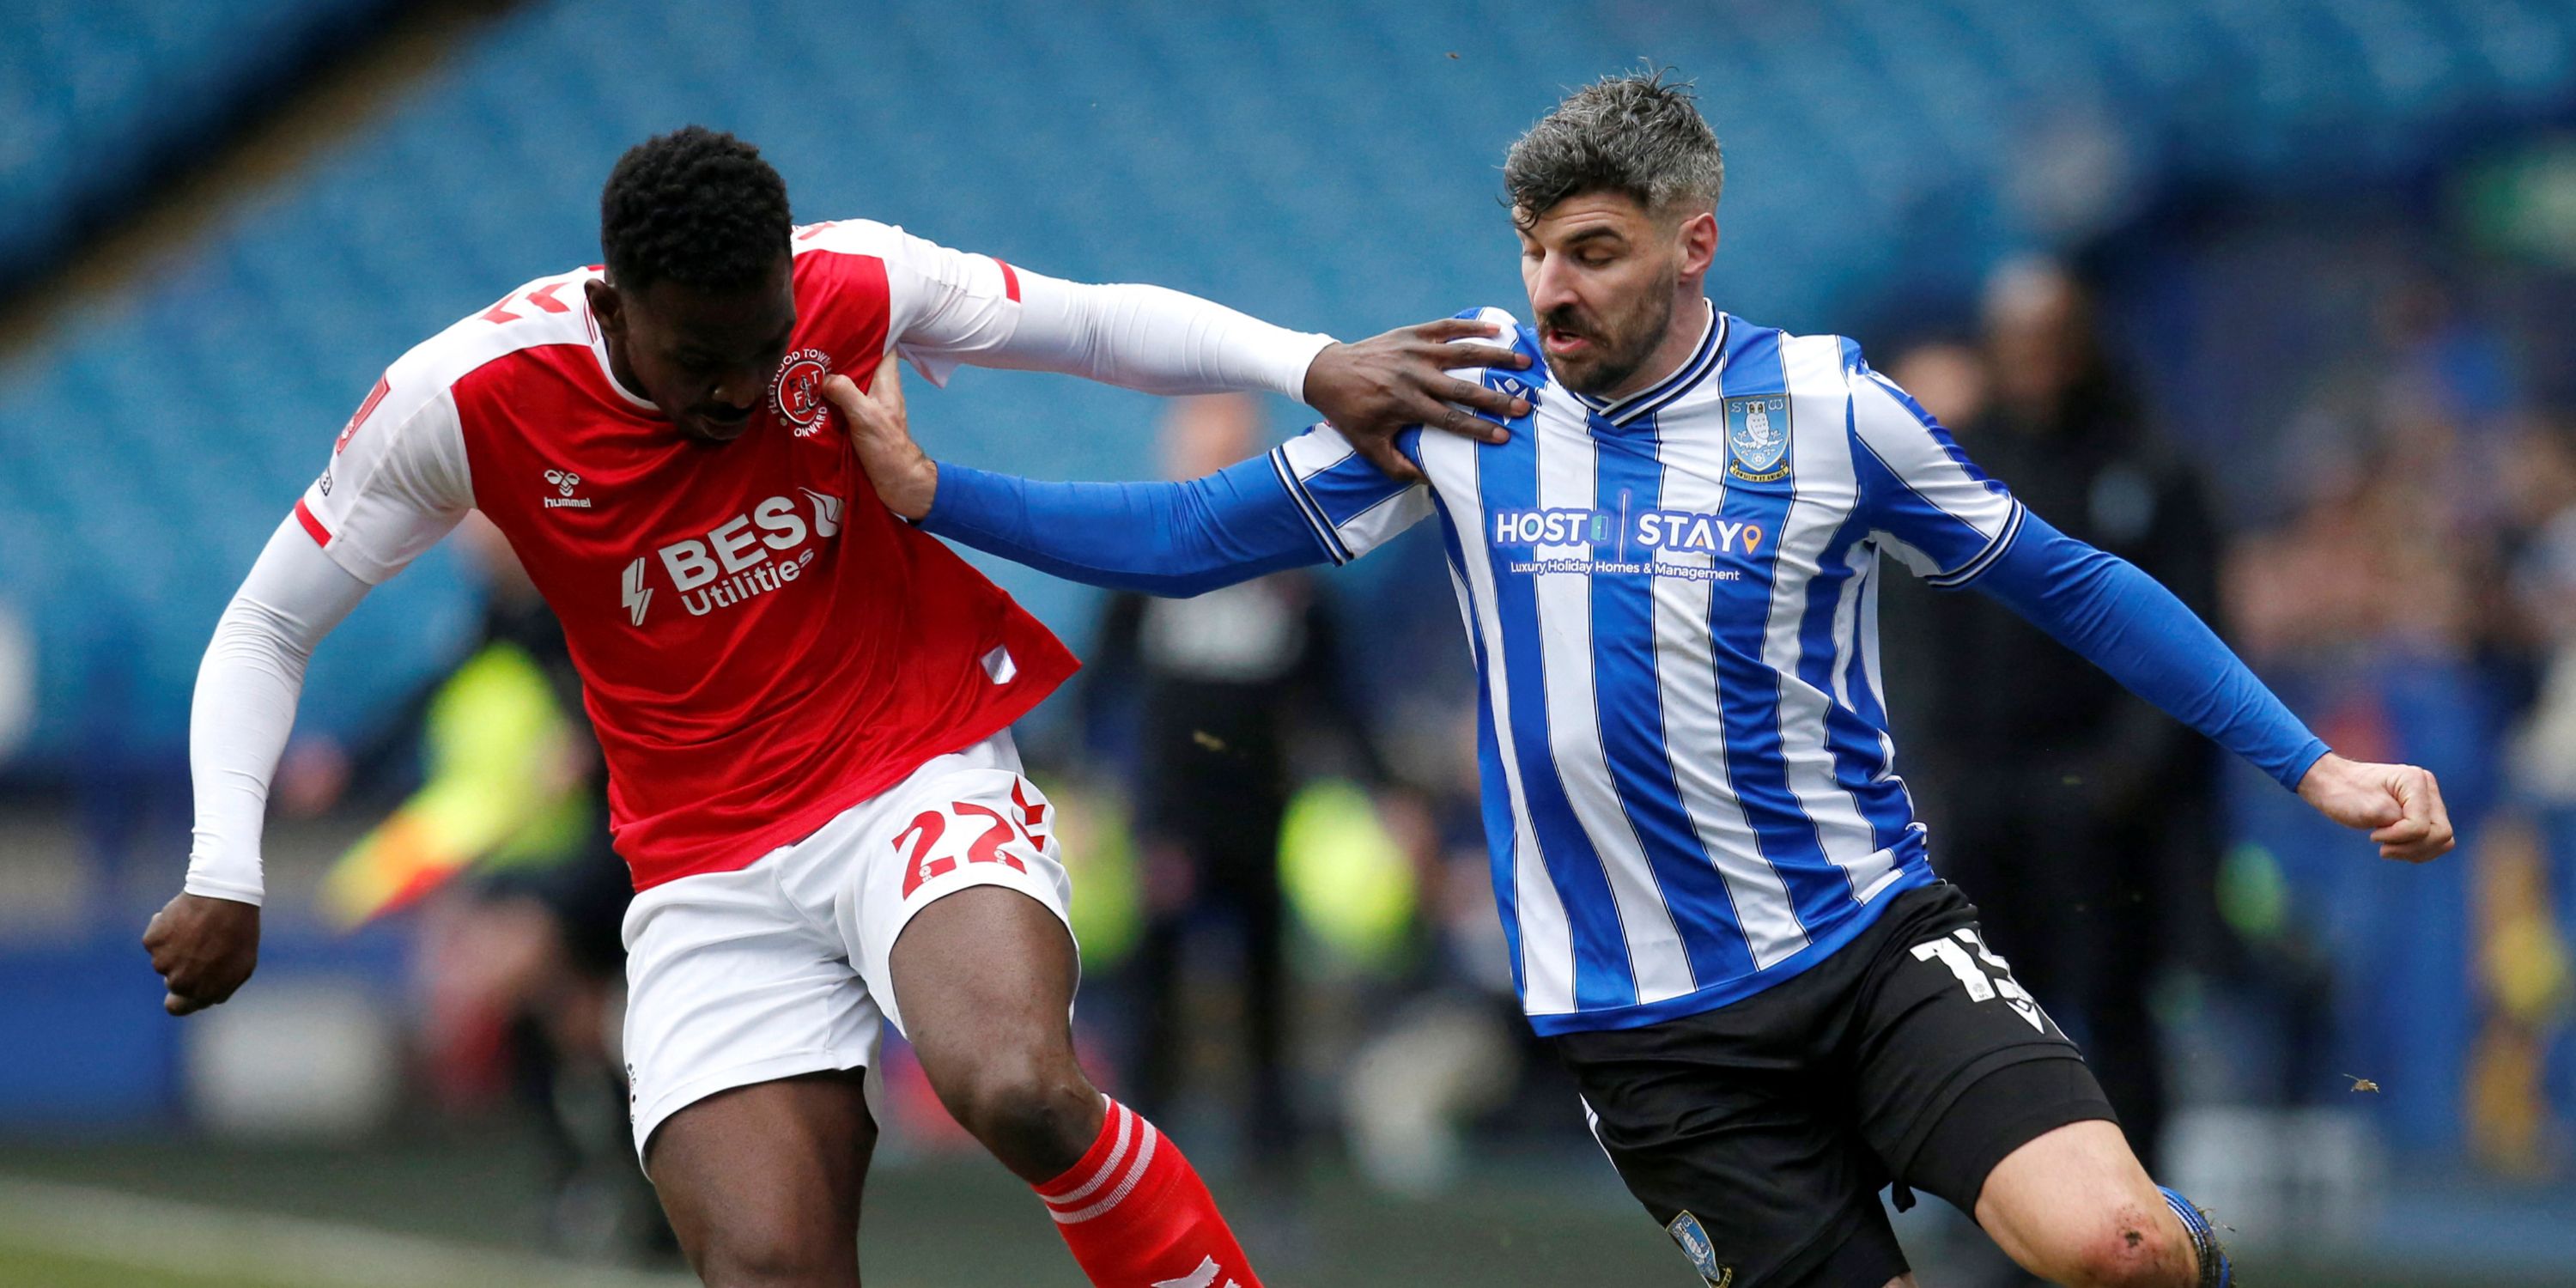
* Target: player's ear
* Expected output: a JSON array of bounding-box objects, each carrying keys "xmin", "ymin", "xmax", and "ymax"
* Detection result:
[
  {"xmin": 1678, "ymin": 210, "xmax": 1718, "ymax": 277},
  {"xmin": 586, "ymin": 277, "xmax": 624, "ymax": 338}
]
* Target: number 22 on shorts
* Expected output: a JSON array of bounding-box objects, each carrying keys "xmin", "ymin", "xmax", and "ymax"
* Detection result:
[{"xmin": 893, "ymin": 782, "xmax": 1048, "ymax": 898}]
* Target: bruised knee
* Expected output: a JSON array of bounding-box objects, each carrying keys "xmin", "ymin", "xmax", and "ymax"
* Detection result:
[{"xmin": 2054, "ymin": 1202, "xmax": 2194, "ymax": 1288}]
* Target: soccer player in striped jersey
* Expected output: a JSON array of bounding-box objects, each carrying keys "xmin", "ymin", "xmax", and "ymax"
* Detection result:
[{"xmin": 822, "ymin": 74, "xmax": 2453, "ymax": 1288}]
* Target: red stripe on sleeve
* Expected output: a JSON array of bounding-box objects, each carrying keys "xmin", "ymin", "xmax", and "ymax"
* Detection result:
[
  {"xmin": 995, "ymin": 258, "xmax": 1021, "ymax": 303},
  {"xmin": 294, "ymin": 499, "xmax": 331, "ymax": 547}
]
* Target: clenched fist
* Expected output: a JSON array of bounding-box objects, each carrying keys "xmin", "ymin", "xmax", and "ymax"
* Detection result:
[
  {"xmin": 143, "ymin": 893, "xmax": 260, "ymax": 1016},
  {"xmin": 2295, "ymin": 752, "xmax": 2456, "ymax": 864}
]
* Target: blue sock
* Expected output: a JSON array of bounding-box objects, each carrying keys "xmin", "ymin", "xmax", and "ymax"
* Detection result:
[{"xmin": 2158, "ymin": 1185, "xmax": 2231, "ymax": 1288}]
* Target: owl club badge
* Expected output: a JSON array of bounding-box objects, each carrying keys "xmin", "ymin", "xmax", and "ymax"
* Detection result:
[
  {"xmin": 1724, "ymin": 393, "xmax": 1792, "ymax": 483},
  {"xmin": 1664, "ymin": 1211, "xmax": 1734, "ymax": 1286}
]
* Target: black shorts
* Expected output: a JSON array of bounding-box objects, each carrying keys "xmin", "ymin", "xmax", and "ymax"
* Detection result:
[{"xmin": 1550, "ymin": 881, "xmax": 2116, "ymax": 1288}]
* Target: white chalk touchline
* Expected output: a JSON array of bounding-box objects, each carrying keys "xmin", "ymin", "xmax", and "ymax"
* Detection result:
[{"xmin": 0, "ymin": 1175, "xmax": 696, "ymax": 1288}]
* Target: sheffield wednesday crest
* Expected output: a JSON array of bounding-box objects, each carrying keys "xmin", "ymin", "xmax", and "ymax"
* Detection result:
[
  {"xmin": 1665, "ymin": 1211, "xmax": 1735, "ymax": 1286},
  {"xmin": 1723, "ymin": 393, "xmax": 1792, "ymax": 483}
]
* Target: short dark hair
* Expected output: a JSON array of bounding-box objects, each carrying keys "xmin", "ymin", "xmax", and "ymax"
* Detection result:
[
  {"xmin": 1504, "ymin": 70, "xmax": 1724, "ymax": 228},
  {"xmin": 599, "ymin": 125, "xmax": 792, "ymax": 292}
]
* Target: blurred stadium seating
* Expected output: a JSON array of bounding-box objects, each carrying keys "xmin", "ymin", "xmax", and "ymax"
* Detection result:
[
  {"xmin": 3, "ymin": 0, "xmax": 2573, "ymax": 769},
  {"xmin": 0, "ymin": 0, "xmax": 403, "ymax": 283}
]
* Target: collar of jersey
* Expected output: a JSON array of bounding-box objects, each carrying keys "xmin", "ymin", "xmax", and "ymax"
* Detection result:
[
  {"xmin": 1571, "ymin": 301, "xmax": 1723, "ymax": 428},
  {"xmin": 583, "ymin": 287, "xmax": 659, "ymax": 412}
]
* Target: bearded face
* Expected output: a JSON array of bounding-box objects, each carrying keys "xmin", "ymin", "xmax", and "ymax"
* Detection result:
[{"xmin": 1516, "ymin": 191, "xmax": 1710, "ymax": 400}]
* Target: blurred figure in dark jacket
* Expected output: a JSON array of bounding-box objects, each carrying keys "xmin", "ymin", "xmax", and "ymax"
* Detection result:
[
  {"xmin": 1883, "ymin": 259, "xmax": 2223, "ymax": 1171},
  {"xmin": 1085, "ymin": 393, "xmax": 1377, "ymax": 1188}
]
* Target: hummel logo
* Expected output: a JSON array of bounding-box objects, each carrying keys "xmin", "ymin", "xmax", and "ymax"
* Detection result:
[
  {"xmin": 1151, "ymin": 1256, "xmax": 1238, "ymax": 1288},
  {"xmin": 544, "ymin": 468, "xmax": 592, "ymax": 510}
]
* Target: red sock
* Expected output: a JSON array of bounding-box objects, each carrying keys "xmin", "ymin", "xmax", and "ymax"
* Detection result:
[{"xmin": 1035, "ymin": 1098, "xmax": 1264, "ymax": 1288}]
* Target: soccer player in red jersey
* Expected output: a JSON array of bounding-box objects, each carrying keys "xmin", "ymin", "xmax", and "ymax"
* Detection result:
[{"xmin": 143, "ymin": 126, "xmax": 1530, "ymax": 1288}]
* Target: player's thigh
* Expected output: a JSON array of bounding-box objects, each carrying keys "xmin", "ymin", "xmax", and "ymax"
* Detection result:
[
  {"xmin": 1551, "ymin": 1024, "xmax": 1910, "ymax": 1288},
  {"xmin": 833, "ymin": 750, "xmax": 1092, "ymax": 1166},
  {"xmin": 647, "ymin": 1071, "xmax": 876, "ymax": 1287},
  {"xmin": 622, "ymin": 866, "xmax": 884, "ymax": 1170},
  {"xmin": 835, "ymin": 748, "xmax": 1077, "ymax": 1048},
  {"xmin": 1844, "ymin": 884, "xmax": 2120, "ymax": 1213}
]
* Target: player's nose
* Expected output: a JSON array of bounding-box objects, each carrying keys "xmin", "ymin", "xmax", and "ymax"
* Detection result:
[
  {"xmin": 1526, "ymin": 257, "xmax": 1582, "ymax": 316},
  {"xmin": 711, "ymin": 371, "xmax": 763, "ymax": 410}
]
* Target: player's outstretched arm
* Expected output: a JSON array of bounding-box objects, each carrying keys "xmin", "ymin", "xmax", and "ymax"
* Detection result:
[
  {"xmin": 823, "ymin": 357, "xmax": 1335, "ymax": 597},
  {"xmin": 1968, "ymin": 512, "xmax": 2454, "ymax": 864},
  {"xmin": 146, "ymin": 521, "xmax": 372, "ymax": 1015},
  {"xmin": 1845, "ymin": 356, "xmax": 2454, "ymax": 865},
  {"xmin": 880, "ymin": 231, "xmax": 1528, "ymax": 483}
]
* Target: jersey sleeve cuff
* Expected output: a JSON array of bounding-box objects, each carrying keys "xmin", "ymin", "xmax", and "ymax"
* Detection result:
[
  {"xmin": 1268, "ymin": 446, "xmax": 1353, "ymax": 565},
  {"xmin": 183, "ymin": 872, "xmax": 265, "ymax": 907},
  {"xmin": 1272, "ymin": 331, "xmax": 1339, "ymax": 403},
  {"xmin": 1923, "ymin": 500, "xmax": 2026, "ymax": 590},
  {"xmin": 2275, "ymin": 738, "xmax": 2332, "ymax": 793},
  {"xmin": 292, "ymin": 496, "xmax": 400, "ymax": 586}
]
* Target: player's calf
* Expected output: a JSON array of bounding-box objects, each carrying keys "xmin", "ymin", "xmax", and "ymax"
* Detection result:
[{"xmin": 893, "ymin": 886, "xmax": 1264, "ymax": 1288}]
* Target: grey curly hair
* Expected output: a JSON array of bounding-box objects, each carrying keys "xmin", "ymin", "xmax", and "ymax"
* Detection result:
[{"xmin": 1504, "ymin": 70, "xmax": 1724, "ymax": 228}]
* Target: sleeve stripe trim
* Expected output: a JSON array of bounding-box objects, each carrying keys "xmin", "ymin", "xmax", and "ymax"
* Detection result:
[
  {"xmin": 1848, "ymin": 407, "xmax": 2012, "ymax": 568},
  {"xmin": 995, "ymin": 258, "xmax": 1022, "ymax": 303},
  {"xmin": 1280, "ymin": 432, "xmax": 1358, "ymax": 477},
  {"xmin": 1333, "ymin": 477, "xmax": 1422, "ymax": 538},
  {"xmin": 1925, "ymin": 501, "xmax": 2025, "ymax": 588},
  {"xmin": 292, "ymin": 499, "xmax": 332, "ymax": 548},
  {"xmin": 1270, "ymin": 448, "xmax": 1352, "ymax": 564}
]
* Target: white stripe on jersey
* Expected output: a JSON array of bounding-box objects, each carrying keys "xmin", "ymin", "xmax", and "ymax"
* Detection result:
[
  {"xmin": 1643, "ymin": 390, "xmax": 1812, "ymax": 969},
  {"xmin": 1533, "ymin": 421, "xmax": 1698, "ymax": 1003},
  {"xmin": 1420, "ymin": 426, "xmax": 1578, "ymax": 1014},
  {"xmin": 1850, "ymin": 370, "xmax": 2020, "ymax": 584},
  {"xmin": 1763, "ymin": 335, "xmax": 1897, "ymax": 900}
]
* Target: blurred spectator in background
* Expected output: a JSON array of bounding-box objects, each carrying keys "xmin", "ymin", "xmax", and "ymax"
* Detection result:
[
  {"xmin": 304, "ymin": 517, "xmax": 660, "ymax": 1260},
  {"xmin": 1886, "ymin": 258, "xmax": 2223, "ymax": 1170},
  {"xmin": 1083, "ymin": 394, "xmax": 1380, "ymax": 1191}
]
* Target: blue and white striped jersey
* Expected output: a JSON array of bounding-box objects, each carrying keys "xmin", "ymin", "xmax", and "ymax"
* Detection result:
[{"xmin": 1272, "ymin": 305, "xmax": 2023, "ymax": 1033}]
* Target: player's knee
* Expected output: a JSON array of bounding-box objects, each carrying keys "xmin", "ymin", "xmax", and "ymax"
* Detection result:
[
  {"xmin": 689, "ymin": 1218, "xmax": 852, "ymax": 1288},
  {"xmin": 939, "ymin": 1051, "xmax": 1097, "ymax": 1171},
  {"xmin": 2053, "ymin": 1202, "xmax": 2192, "ymax": 1288}
]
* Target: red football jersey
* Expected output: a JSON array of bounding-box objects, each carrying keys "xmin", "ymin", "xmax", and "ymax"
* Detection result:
[{"xmin": 295, "ymin": 221, "xmax": 1077, "ymax": 890}]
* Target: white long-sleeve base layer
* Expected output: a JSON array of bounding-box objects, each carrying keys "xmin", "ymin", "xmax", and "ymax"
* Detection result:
[{"xmin": 185, "ymin": 519, "xmax": 369, "ymax": 906}]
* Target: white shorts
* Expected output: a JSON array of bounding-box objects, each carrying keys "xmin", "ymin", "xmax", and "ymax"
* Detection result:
[{"xmin": 618, "ymin": 731, "xmax": 1072, "ymax": 1165}]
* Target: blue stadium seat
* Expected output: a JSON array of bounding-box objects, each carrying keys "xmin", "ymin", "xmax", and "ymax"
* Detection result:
[{"xmin": 0, "ymin": 0, "xmax": 402, "ymax": 283}]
